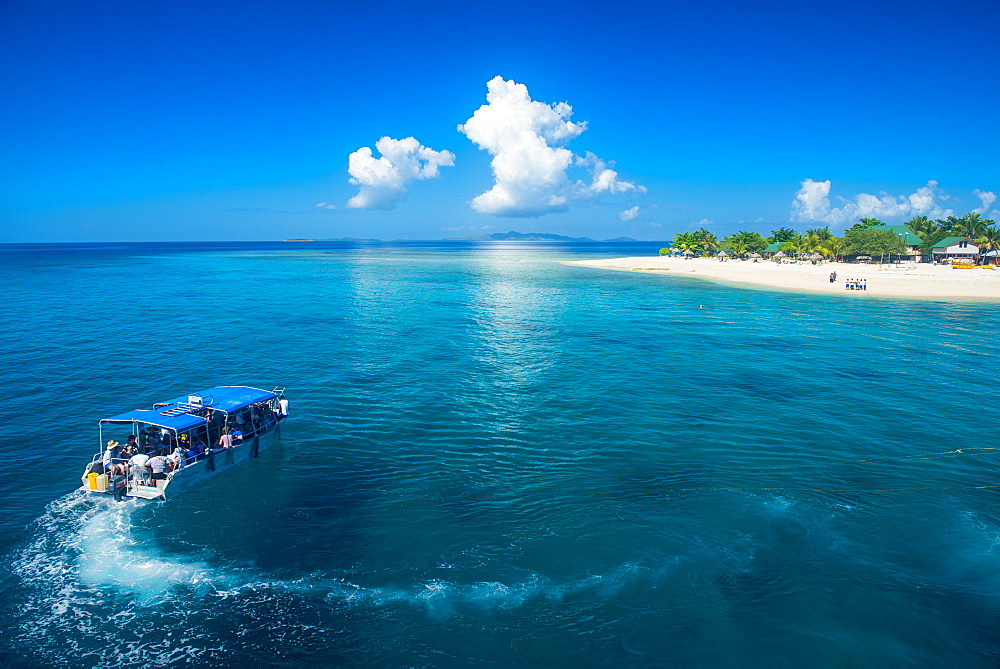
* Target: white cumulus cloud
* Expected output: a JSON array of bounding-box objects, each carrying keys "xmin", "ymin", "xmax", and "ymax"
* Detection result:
[
  {"xmin": 790, "ymin": 179, "xmax": 954, "ymax": 227},
  {"xmin": 315, "ymin": 201, "xmax": 337, "ymax": 210},
  {"xmin": 973, "ymin": 189, "xmax": 999, "ymax": 220},
  {"xmin": 619, "ymin": 206, "xmax": 640, "ymax": 222},
  {"xmin": 458, "ymin": 76, "xmax": 643, "ymax": 217},
  {"xmin": 346, "ymin": 136, "xmax": 455, "ymax": 210}
]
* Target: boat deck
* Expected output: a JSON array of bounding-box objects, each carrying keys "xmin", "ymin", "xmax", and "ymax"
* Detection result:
[{"xmin": 128, "ymin": 486, "xmax": 163, "ymax": 500}]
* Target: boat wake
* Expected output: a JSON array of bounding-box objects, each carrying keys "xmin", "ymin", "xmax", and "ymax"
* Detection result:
[
  {"xmin": 4, "ymin": 492, "xmax": 687, "ymax": 664},
  {"xmin": 13, "ymin": 489, "xmax": 993, "ymax": 665}
]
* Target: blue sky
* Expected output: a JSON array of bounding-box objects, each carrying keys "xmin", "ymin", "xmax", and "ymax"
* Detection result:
[{"xmin": 1, "ymin": 0, "xmax": 997, "ymax": 242}]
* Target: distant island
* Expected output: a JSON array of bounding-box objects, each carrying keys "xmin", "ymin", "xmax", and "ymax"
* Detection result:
[
  {"xmin": 449, "ymin": 231, "xmax": 637, "ymax": 242},
  {"xmin": 284, "ymin": 237, "xmax": 380, "ymax": 242},
  {"xmin": 285, "ymin": 232, "xmax": 640, "ymax": 243}
]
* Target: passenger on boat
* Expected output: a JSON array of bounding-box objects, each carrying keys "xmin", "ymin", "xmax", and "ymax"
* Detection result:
[
  {"xmin": 147, "ymin": 433, "xmax": 163, "ymax": 454},
  {"xmin": 128, "ymin": 452, "xmax": 151, "ymax": 485},
  {"xmin": 120, "ymin": 442, "xmax": 136, "ymax": 459},
  {"xmin": 231, "ymin": 429, "xmax": 243, "ymax": 445},
  {"xmin": 102, "ymin": 440, "xmax": 120, "ymax": 473},
  {"xmin": 126, "ymin": 434, "xmax": 139, "ymax": 451},
  {"xmin": 138, "ymin": 429, "xmax": 149, "ymax": 449},
  {"xmin": 278, "ymin": 395, "xmax": 288, "ymax": 417},
  {"xmin": 148, "ymin": 454, "xmax": 172, "ymax": 485},
  {"xmin": 217, "ymin": 429, "xmax": 232, "ymax": 449},
  {"xmin": 193, "ymin": 440, "xmax": 207, "ymax": 461}
]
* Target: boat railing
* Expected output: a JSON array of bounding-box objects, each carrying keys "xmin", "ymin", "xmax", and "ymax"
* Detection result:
[{"xmin": 86, "ymin": 413, "xmax": 279, "ymax": 496}]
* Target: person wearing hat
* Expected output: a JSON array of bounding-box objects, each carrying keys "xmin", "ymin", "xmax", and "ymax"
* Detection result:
[{"xmin": 102, "ymin": 440, "xmax": 120, "ymax": 473}]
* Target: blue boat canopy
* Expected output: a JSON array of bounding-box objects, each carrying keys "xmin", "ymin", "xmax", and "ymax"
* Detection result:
[
  {"xmin": 157, "ymin": 386, "xmax": 278, "ymax": 413},
  {"xmin": 102, "ymin": 409, "xmax": 207, "ymax": 432},
  {"xmin": 100, "ymin": 386, "xmax": 278, "ymax": 432}
]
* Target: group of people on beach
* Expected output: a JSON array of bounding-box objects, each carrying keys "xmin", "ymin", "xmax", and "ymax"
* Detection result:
[{"xmin": 828, "ymin": 272, "xmax": 867, "ymax": 291}]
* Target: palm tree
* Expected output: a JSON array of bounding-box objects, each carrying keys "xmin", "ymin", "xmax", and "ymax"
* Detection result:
[
  {"xmin": 725, "ymin": 239, "xmax": 748, "ymax": 257},
  {"xmin": 936, "ymin": 216, "xmax": 963, "ymax": 233},
  {"xmin": 805, "ymin": 227, "xmax": 834, "ymax": 242},
  {"xmin": 956, "ymin": 212, "xmax": 988, "ymax": 240},
  {"xmin": 692, "ymin": 228, "xmax": 719, "ymax": 255},
  {"xmin": 670, "ymin": 232, "xmax": 696, "ymax": 254},
  {"xmin": 779, "ymin": 233, "xmax": 810, "ymax": 258},
  {"xmin": 977, "ymin": 225, "xmax": 1000, "ymax": 265},
  {"xmin": 904, "ymin": 215, "xmax": 935, "ymax": 237},
  {"xmin": 824, "ymin": 236, "xmax": 845, "ymax": 261}
]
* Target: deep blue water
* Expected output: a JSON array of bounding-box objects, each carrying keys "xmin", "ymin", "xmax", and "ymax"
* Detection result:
[{"xmin": 1, "ymin": 241, "xmax": 999, "ymax": 667}]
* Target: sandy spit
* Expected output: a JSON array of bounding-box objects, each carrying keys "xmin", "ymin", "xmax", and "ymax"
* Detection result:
[{"xmin": 564, "ymin": 256, "xmax": 1000, "ymax": 300}]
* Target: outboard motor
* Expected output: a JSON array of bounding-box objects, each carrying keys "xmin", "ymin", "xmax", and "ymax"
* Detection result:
[{"xmin": 111, "ymin": 468, "xmax": 127, "ymax": 502}]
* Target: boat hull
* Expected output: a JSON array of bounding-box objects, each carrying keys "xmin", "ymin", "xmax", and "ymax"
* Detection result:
[{"xmin": 157, "ymin": 424, "xmax": 283, "ymax": 499}]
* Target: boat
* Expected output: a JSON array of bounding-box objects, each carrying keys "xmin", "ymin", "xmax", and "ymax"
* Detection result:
[{"xmin": 80, "ymin": 385, "xmax": 287, "ymax": 501}]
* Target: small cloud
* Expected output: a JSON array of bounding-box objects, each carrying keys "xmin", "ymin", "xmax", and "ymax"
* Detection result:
[
  {"xmin": 648, "ymin": 222, "xmax": 662, "ymax": 229},
  {"xmin": 458, "ymin": 76, "xmax": 643, "ymax": 217},
  {"xmin": 346, "ymin": 136, "xmax": 455, "ymax": 210},
  {"xmin": 619, "ymin": 205, "xmax": 640, "ymax": 222},
  {"xmin": 696, "ymin": 218, "xmax": 715, "ymax": 227},
  {"xmin": 790, "ymin": 179, "xmax": 954, "ymax": 227},
  {"xmin": 315, "ymin": 201, "xmax": 337, "ymax": 210},
  {"xmin": 973, "ymin": 189, "xmax": 999, "ymax": 219}
]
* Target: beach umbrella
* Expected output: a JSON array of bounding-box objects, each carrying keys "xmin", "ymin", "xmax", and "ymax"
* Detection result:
[
  {"xmin": 749, "ymin": 252, "xmax": 762, "ymax": 258},
  {"xmin": 716, "ymin": 251, "xmax": 728, "ymax": 257},
  {"xmin": 775, "ymin": 251, "xmax": 786, "ymax": 258},
  {"xmin": 810, "ymin": 252, "xmax": 823, "ymax": 260},
  {"xmin": 683, "ymin": 249, "xmax": 694, "ymax": 256}
]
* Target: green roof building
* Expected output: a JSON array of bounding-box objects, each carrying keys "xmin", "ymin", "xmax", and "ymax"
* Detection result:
[
  {"xmin": 931, "ymin": 236, "xmax": 979, "ymax": 261},
  {"xmin": 868, "ymin": 225, "xmax": 923, "ymax": 260},
  {"xmin": 931, "ymin": 236, "xmax": 966, "ymax": 249},
  {"xmin": 869, "ymin": 225, "xmax": 922, "ymax": 246}
]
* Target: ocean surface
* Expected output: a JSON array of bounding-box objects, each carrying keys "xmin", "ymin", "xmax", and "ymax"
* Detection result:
[{"xmin": 1, "ymin": 240, "xmax": 999, "ymax": 667}]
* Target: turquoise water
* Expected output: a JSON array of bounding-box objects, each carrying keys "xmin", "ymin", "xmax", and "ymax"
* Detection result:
[{"xmin": 1, "ymin": 241, "xmax": 999, "ymax": 666}]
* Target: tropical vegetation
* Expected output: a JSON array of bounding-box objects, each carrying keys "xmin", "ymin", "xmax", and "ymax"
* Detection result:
[{"xmin": 661, "ymin": 211, "xmax": 999, "ymax": 263}]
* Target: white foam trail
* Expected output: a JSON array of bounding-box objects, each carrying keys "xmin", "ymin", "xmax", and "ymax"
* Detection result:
[
  {"xmin": 75, "ymin": 498, "xmax": 216, "ymax": 601},
  {"xmin": 8, "ymin": 492, "xmax": 693, "ymax": 663},
  {"xmin": 14, "ymin": 493, "xmax": 225, "ymax": 603}
]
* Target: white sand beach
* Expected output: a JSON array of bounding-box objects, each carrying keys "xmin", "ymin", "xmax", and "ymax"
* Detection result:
[{"xmin": 566, "ymin": 256, "xmax": 1000, "ymax": 300}]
